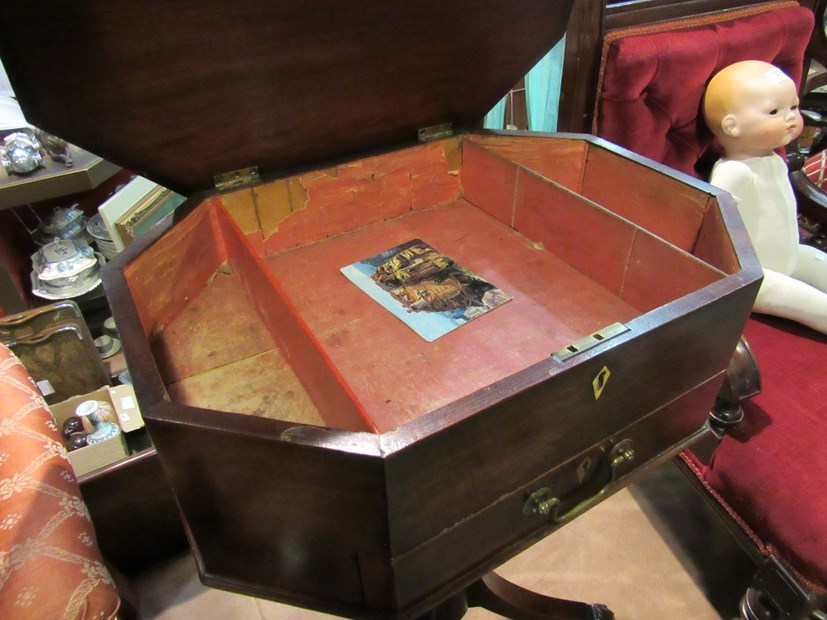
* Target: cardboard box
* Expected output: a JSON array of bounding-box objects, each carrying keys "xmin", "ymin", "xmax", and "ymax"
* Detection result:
[
  {"xmin": 102, "ymin": 350, "xmax": 128, "ymax": 379},
  {"xmin": 49, "ymin": 384, "xmax": 144, "ymax": 476},
  {"xmin": 109, "ymin": 383, "xmax": 144, "ymax": 433}
]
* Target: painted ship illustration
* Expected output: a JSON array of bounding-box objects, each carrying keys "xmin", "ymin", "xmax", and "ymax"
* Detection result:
[
  {"xmin": 391, "ymin": 276, "xmax": 475, "ymax": 312},
  {"xmin": 372, "ymin": 242, "xmax": 500, "ymax": 314},
  {"xmin": 371, "ymin": 243, "xmax": 454, "ymax": 288}
]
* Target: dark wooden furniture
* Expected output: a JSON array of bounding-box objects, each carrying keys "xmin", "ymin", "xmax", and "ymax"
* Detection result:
[
  {"xmin": 0, "ymin": 146, "xmax": 119, "ymax": 210},
  {"xmin": 106, "ymin": 136, "xmax": 760, "ymax": 619},
  {"xmin": 791, "ymin": 0, "xmax": 827, "ymax": 224},
  {"xmin": 78, "ymin": 441, "xmax": 189, "ymax": 576},
  {"xmin": 0, "ymin": 2, "xmax": 762, "ymax": 618}
]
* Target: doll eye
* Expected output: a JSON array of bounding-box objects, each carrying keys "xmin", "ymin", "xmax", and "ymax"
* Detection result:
[{"xmin": 769, "ymin": 108, "xmax": 779, "ymax": 115}]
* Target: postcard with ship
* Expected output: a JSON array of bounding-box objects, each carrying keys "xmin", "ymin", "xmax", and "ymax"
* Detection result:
[{"xmin": 340, "ymin": 238, "xmax": 512, "ymax": 342}]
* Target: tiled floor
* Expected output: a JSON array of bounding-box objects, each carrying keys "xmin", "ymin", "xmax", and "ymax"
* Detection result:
[{"xmin": 132, "ymin": 460, "xmax": 755, "ymax": 619}]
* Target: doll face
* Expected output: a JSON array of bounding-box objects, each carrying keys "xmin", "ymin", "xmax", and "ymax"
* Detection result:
[{"xmin": 726, "ymin": 71, "xmax": 802, "ymax": 155}]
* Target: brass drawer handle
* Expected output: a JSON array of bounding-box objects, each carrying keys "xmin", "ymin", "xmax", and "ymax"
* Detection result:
[{"xmin": 522, "ymin": 439, "xmax": 635, "ymax": 524}]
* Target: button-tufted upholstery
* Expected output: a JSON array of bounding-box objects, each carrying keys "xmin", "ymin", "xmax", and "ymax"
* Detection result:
[
  {"xmin": 0, "ymin": 343, "xmax": 120, "ymax": 620},
  {"xmin": 594, "ymin": 1, "xmax": 813, "ymax": 178}
]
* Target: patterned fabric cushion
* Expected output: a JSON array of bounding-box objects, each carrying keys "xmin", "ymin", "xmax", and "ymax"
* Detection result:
[
  {"xmin": 594, "ymin": 2, "xmax": 813, "ymax": 178},
  {"xmin": 0, "ymin": 343, "xmax": 120, "ymax": 620}
]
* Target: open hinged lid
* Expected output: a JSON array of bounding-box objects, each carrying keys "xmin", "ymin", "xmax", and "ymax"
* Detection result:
[{"xmin": 0, "ymin": 1, "xmax": 573, "ymax": 196}]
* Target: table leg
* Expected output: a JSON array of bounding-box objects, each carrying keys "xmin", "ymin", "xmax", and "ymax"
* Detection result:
[
  {"xmin": 416, "ymin": 593, "xmax": 468, "ymax": 620},
  {"xmin": 459, "ymin": 571, "xmax": 614, "ymax": 619}
]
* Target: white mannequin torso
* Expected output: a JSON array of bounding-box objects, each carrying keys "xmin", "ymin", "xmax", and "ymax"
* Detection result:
[
  {"xmin": 710, "ymin": 153, "xmax": 798, "ymax": 274},
  {"xmin": 710, "ymin": 153, "xmax": 827, "ymax": 334}
]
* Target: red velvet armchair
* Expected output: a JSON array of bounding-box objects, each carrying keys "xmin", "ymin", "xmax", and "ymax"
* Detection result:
[{"xmin": 594, "ymin": 3, "xmax": 827, "ymax": 618}]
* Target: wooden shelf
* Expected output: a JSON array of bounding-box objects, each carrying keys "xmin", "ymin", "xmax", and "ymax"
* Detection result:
[{"xmin": 0, "ymin": 145, "xmax": 120, "ymax": 210}]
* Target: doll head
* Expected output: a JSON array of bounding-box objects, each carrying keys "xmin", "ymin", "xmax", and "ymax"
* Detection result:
[{"xmin": 703, "ymin": 60, "xmax": 802, "ymax": 160}]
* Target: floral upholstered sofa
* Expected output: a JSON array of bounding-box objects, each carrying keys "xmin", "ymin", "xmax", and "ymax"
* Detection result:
[{"xmin": 0, "ymin": 342, "xmax": 121, "ymax": 620}]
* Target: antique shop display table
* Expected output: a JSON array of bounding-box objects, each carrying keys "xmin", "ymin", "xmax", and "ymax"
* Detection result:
[{"xmin": 0, "ymin": 2, "xmax": 761, "ymax": 618}]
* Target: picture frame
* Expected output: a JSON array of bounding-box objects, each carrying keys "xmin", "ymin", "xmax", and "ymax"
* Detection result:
[
  {"xmin": 98, "ymin": 175, "xmax": 184, "ymax": 251},
  {"xmin": 114, "ymin": 184, "xmax": 185, "ymax": 246}
]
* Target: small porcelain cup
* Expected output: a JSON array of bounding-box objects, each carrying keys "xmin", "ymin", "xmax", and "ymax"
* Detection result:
[
  {"xmin": 103, "ymin": 316, "xmax": 118, "ymax": 338},
  {"xmin": 94, "ymin": 334, "xmax": 122, "ymax": 359},
  {"xmin": 94, "ymin": 334, "xmax": 115, "ymax": 357}
]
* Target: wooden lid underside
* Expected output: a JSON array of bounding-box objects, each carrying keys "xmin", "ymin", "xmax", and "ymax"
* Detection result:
[{"xmin": 0, "ymin": 1, "xmax": 572, "ymax": 194}]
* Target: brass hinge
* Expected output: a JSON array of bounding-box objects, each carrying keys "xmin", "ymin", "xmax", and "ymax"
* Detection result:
[
  {"xmin": 213, "ymin": 166, "xmax": 260, "ymax": 191},
  {"xmin": 418, "ymin": 122, "xmax": 453, "ymax": 143}
]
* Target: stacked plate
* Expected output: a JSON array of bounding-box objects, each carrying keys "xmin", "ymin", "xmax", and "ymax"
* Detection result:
[
  {"xmin": 30, "ymin": 238, "xmax": 103, "ymax": 300},
  {"xmin": 86, "ymin": 213, "xmax": 119, "ymax": 259}
]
